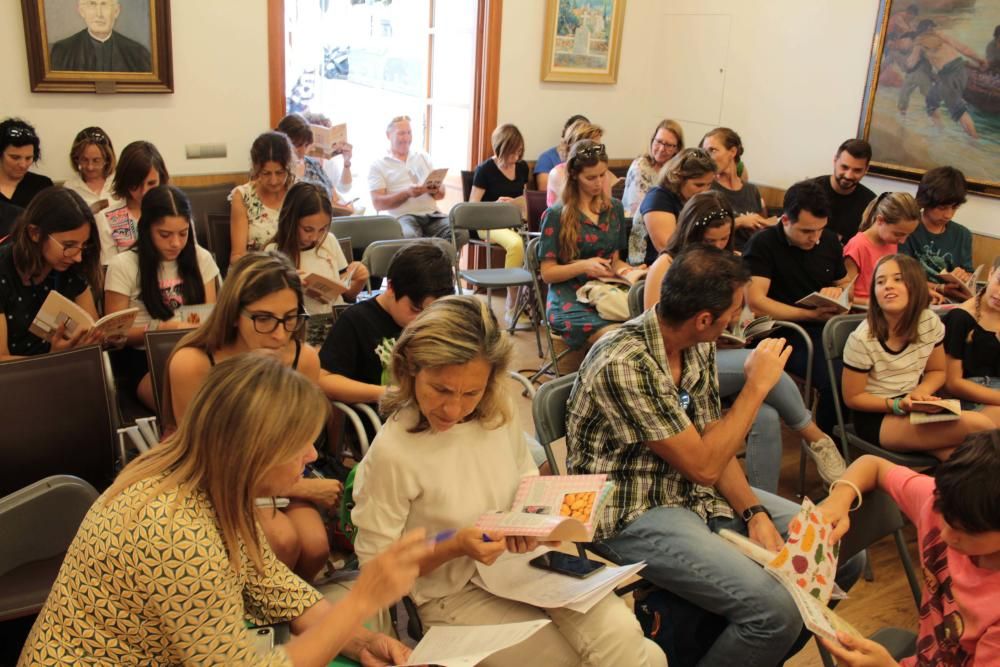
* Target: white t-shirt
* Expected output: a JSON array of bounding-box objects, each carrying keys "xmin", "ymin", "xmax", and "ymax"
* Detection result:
[
  {"xmin": 352, "ymin": 407, "xmax": 537, "ymax": 606},
  {"xmin": 63, "ymin": 174, "xmax": 122, "ymax": 212},
  {"xmin": 105, "ymin": 245, "xmax": 220, "ymax": 331},
  {"xmin": 843, "ymin": 309, "xmax": 945, "ymax": 397},
  {"xmin": 265, "ymin": 233, "xmax": 348, "ymax": 315},
  {"xmin": 367, "ymin": 150, "xmax": 438, "ymax": 217}
]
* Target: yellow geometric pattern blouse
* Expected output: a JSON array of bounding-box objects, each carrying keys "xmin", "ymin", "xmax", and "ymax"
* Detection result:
[{"xmin": 18, "ymin": 475, "xmax": 322, "ymax": 666}]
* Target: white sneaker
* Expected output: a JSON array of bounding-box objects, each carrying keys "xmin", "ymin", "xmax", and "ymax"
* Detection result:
[{"xmin": 807, "ymin": 436, "xmax": 846, "ymax": 484}]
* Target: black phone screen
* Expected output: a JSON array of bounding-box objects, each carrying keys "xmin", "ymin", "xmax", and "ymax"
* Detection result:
[{"xmin": 528, "ymin": 552, "xmax": 606, "ymax": 578}]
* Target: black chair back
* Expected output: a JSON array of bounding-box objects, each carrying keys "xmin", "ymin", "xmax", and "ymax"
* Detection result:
[
  {"xmin": 207, "ymin": 212, "xmax": 232, "ymax": 277},
  {"xmin": 144, "ymin": 329, "xmax": 189, "ymax": 424},
  {"xmin": 180, "ymin": 184, "xmax": 233, "ymax": 251},
  {"xmin": 525, "ymin": 190, "xmax": 548, "ymax": 234},
  {"xmin": 461, "ymin": 170, "xmax": 474, "ymax": 202}
]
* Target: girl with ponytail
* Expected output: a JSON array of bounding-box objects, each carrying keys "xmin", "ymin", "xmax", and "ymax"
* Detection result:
[{"xmin": 843, "ymin": 191, "xmax": 920, "ymax": 305}]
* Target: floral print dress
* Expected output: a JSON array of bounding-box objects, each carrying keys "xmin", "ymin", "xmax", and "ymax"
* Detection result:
[
  {"xmin": 230, "ymin": 181, "xmax": 280, "ymax": 252},
  {"xmin": 537, "ymin": 199, "xmax": 628, "ymax": 350}
]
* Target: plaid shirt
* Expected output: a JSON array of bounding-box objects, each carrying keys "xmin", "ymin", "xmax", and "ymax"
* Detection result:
[{"xmin": 566, "ymin": 309, "xmax": 733, "ymax": 541}]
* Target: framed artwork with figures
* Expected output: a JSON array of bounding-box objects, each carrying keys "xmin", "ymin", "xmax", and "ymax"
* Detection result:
[{"xmin": 21, "ymin": 0, "xmax": 173, "ymax": 93}]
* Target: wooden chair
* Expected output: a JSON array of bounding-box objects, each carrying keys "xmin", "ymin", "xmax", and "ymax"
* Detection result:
[{"xmin": 525, "ymin": 189, "xmax": 548, "ymax": 235}]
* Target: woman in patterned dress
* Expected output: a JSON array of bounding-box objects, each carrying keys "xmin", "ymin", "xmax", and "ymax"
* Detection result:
[
  {"xmin": 18, "ymin": 353, "xmax": 428, "ymax": 667},
  {"xmin": 230, "ymin": 131, "xmax": 295, "ymax": 265},
  {"xmin": 538, "ymin": 139, "xmax": 632, "ymax": 351}
]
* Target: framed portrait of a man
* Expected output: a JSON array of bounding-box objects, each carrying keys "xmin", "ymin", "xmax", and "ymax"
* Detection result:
[{"xmin": 21, "ymin": 0, "xmax": 173, "ymax": 93}]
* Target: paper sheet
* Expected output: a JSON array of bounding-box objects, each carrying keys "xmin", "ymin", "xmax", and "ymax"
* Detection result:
[{"xmin": 394, "ymin": 619, "xmax": 550, "ymax": 667}]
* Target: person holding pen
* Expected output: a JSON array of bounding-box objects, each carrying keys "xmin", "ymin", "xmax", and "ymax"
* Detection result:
[{"xmin": 351, "ymin": 295, "xmax": 665, "ymax": 667}]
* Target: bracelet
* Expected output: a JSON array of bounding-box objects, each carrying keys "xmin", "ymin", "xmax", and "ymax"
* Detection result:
[
  {"xmin": 829, "ymin": 479, "xmax": 863, "ymax": 511},
  {"xmin": 892, "ymin": 397, "xmax": 906, "ymax": 416}
]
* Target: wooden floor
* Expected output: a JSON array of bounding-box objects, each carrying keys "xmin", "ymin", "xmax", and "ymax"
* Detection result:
[{"xmin": 498, "ymin": 295, "xmax": 920, "ymax": 667}]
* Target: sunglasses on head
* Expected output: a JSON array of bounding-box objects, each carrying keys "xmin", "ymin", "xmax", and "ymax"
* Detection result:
[
  {"xmin": 4, "ymin": 126, "xmax": 36, "ymax": 140},
  {"xmin": 575, "ymin": 143, "xmax": 608, "ymax": 161},
  {"xmin": 82, "ymin": 129, "xmax": 109, "ymax": 144}
]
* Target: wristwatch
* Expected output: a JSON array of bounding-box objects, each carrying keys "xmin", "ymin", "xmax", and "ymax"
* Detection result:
[{"xmin": 741, "ymin": 504, "xmax": 772, "ymax": 522}]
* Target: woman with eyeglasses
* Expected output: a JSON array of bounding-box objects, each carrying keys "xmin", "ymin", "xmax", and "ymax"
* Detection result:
[
  {"xmin": 538, "ymin": 140, "xmax": 632, "ymax": 351},
  {"xmin": 230, "ymin": 132, "xmax": 296, "ymax": 266},
  {"xmin": 96, "ymin": 140, "xmax": 170, "ymax": 267},
  {"xmin": 629, "ymin": 147, "xmax": 717, "ymax": 266},
  {"xmin": 104, "ymin": 185, "xmax": 219, "ymax": 410},
  {"xmin": 700, "ymin": 127, "xmax": 774, "ymax": 251},
  {"xmin": 622, "ymin": 119, "xmax": 684, "ymax": 217},
  {"xmin": 164, "ymin": 251, "xmax": 339, "ymax": 581},
  {"xmin": 276, "ymin": 113, "xmax": 357, "ymax": 216},
  {"xmin": 0, "ymin": 186, "xmax": 103, "ymax": 361},
  {"xmin": 63, "ymin": 126, "xmax": 120, "ymax": 212},
  {"xmin": 0, "ymin": 118, "xmax": 53, "ymax": 213}
]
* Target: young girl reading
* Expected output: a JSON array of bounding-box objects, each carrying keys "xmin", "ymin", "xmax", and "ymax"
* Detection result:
[
  {"xmin": 841, "ymin": 254, "xmax": 993, "ymax": 460},
  {"xmin": 842, "ymin": 192, "xmax": 920, "ymax": 306}
]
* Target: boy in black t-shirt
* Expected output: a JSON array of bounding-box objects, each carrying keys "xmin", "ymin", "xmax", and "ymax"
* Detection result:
[{"xmin": 318, "ymin": 242, "xmax": 456, "ymax": 406}]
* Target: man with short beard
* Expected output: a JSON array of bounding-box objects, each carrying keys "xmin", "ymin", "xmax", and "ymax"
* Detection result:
[{"xmin": 811, "ymin": 139, "xmax": 876, "ymax": 241}]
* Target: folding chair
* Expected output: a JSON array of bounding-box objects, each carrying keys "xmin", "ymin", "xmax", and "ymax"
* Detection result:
[
  {"xmin": 360, "ymin": 238, "xmax": 458, "ymax": 294},
  {"xmin": 816, "ymin": 489, "xmax": 921, "ymax": 666},
  {"xmin": 0, "ymin": 475, "xmax": 99, "ymax": 622},
  {"xmin": 525, "ymin": 237, "xmax": 568, "ymax": 382},
  {"xmin": 330, "ymin": 215, "xmax": 402, "ymax": 262},
  {"xmin": 823, "ymin": 314, "xmax": 939, "ymax": 469},
  {"xmin": 627, "ymin": 280, "xmax": 646, "ymax": 319},
  {"xmin": 144, "ymin": 328, "xmax": 189, "ymax": 425}
]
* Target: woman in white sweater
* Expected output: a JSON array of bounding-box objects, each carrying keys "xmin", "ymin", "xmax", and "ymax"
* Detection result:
[{"xmin": 352, "ymin": 295, "xmax": 665, "ymax": 667}]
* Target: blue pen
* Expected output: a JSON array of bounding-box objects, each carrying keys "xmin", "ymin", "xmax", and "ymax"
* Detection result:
[
  {"xmin": 433, "ymin": 529, "xmax": 456, "ymax": 543},
  {"xmin": 482, "ymin": 533, "xmax": 494, "ymax": 543}
]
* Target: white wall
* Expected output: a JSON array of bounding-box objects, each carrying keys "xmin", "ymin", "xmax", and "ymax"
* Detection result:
[
  {"xmin": 498, "ymin": 0, "xmax": 997, "ymax": 237},
  {"xmin": 1, "ymin": 1, "xmax": 270, "ymax": 182}
]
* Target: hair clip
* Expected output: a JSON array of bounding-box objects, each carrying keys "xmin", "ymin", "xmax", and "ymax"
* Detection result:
[
  {"xmin": 4, "ymin": 126, "xmax": 36, "ymax": 140},
  {"xmin": 693, "ymin": 209, "xmax": 732, "ymax": 227},
  {"xmin": 83, "ymin": 129, "xmax": 109, "ymax": 143}
]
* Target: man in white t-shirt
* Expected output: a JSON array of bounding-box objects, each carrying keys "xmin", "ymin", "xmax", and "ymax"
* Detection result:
[{"xmin": 368, "ymin": 116, "xmax": 468, "ymax": 248}]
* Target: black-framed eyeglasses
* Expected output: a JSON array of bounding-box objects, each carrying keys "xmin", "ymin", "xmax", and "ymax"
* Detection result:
[
  {"xmin": 653, "ymin": 138, "xmax": 679, "ymax": 150},
  {"xmin": 242, "ymin": 311, "xmax": 309, "ymax": 334},
  {"xmin": 576, "ymin": 143, "xmax": 608, "ymax": 161},
  {"xmin": 678, "ymin": 388, "xmax": 696, "ymax": 420},
  {"xmin": 48, "ymin": 235, "xmax": 92, "ymax": 258}
]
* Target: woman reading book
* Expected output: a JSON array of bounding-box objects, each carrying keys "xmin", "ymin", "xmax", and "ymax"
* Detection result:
[
  {"xmin": 842, "ymin": 254, "xmax": 993, "ymax": 460},
  {"xmin": 643, "ymin": 191, "xmax": 845, "ymax": 488},
  {"xmin": 0, "ymin": 186, "xmax": 103, "ymax": 360},
  {"xmin": 265, "ymin": 182, "xmax": 367, "ymax": 346},
  {"xmin": 276, "ymin": 113, "xmax": 356, "ymax": 216},
  {"xmin": 164, "ymin": 251, "xmax": 339, "ymax": 581},
  {"xmin": 538, "ymin": 139, "xmax": 635, "ymax": 352},
  {"xmin": 943, "ymin": 256, "xmax": 1000, "ymax": 427},
  {"xmin": 63, "ymin": 126, "xmax": 120, "ymax": 212},
  {"xmin": 19, "ymin": 353, "xmax": 426, "ymax": 666},
  {"xmin": 352, "ymin": 295, "xmax": 665, "ymax": 667},
  {"xmin": 230, "ymin": 132, "xmax": 295, "ymax": 264},
  {"xmin": 104, "ymin": 185, "xmax": 219, "ymax": 410}
]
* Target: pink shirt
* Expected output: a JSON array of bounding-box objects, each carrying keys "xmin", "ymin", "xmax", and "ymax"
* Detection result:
[
  {"xmin": 885, "ymin": 466, "xmax": 1000, "ymax": 666},
  {"xmin": 843, "ymin": 232, "xmax": 896, "ymax": 300}
]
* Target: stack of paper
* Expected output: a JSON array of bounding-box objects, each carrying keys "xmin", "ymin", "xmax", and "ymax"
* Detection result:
[
  {"xmin": 394, "ymin": 619, "xmax": 550, "ymax": 667},
  {"xmin": 473, "ymin": 549, "xmax": 645, "ymax": 614}
]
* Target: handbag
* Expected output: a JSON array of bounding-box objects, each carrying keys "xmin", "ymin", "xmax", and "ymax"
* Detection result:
[{"xmin": 576, "ymin": 280, "xmax": 630, "ymax": 322}]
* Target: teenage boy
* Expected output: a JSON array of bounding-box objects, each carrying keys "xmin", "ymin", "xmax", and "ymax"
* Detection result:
[
  {"xmin": 901, "ymin": 165, "xmax": 974, "ymax": 301},
  {"xmin": 812, "ymin": 139, "xmax": 876, "ymax": 241},
  {"xmin": 819, "ymin": 429, "xmax": 1000, "ymax": 666}
]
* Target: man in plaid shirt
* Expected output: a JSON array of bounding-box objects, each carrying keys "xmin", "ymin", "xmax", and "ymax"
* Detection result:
[{"xmin": 567, "ymin": 246, "xmax": 864, "ymax": 665}]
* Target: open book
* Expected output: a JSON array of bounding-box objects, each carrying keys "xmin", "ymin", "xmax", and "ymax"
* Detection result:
[
  {"xmin": 597, "ymin": 266, "xmax": 647, "ymax": 288},
  {"xmin": 794, "ymin": 276, "xmax": 856, "ymax": 314},
  {"xmin": 89, "ymin": 198, "xmax": 110, "ymax": 214},
  {"xmin": 720, "ymin": 498, "xmax": 862, "ymax": 646},
  {"xmin": 938, "ymin": 264, "xmax": 983, "ymax": 300},
  {"xmin": 303, "ymin": 265, "xmax": 358, "ymax": 304},
  {"xmin": 421, "ymin": 168, "xmax": 449, "ymax": 191},
  {"xmin": 474, "ymin": 475, "xmax": 614, "ymax": 541},
  {"xmin": 29, "ymin": 290, "xmax": 138, "ymax": 342},
  {"xmin": 307, "ymin": 123, "xmax": 347, "ymax": 158},
  {"xmin": 909, "ymin": 398, "xmax": 962, "ymax": 425},
  {"xmin": 719, "ymin": 306, "xmax": 777, "ymax": 346}
]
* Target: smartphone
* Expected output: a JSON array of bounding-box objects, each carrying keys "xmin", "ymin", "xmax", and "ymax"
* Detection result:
[{"xmin": 529, "ymin": 552, "xmax": 605, "ymax": 579}]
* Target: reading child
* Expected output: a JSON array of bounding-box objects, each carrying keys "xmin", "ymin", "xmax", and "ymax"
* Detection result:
[
  {"xmin": 352, "ymin": 296, "xmax": 666, "ymax": 667},
  {"xmin": 943, "ymin": 257, "xmax": 1000, "ymax": 426},
  {"xmin": 0, "ymin": 186, "xmax": 103, "ymax": 360},
  {"xmin": 842, "ymin": 254, "xmax": 993, "ymax": 460},
  {"xmin": 97, "ymin": 140, "xmax": 169, "ymax": 266},
  {"xmin": 842, "ymin": 192, "xmax": 920, "ymax": 306},
  {"xmin": 265, "ymin": 181, "xmax": 367, "ymax": 345},
  {"xmin": 819, "ymin": 430, "xmax": 1000, "ymax": 666},
  {"xmin": 164, "ymin": 251, "xmax": 338, "ymax": 581},
  {"xmin": 104, "ymin": 185, "xmax": 219, "ymax": 409}
]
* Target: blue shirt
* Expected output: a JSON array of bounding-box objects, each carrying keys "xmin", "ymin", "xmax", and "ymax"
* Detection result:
[{"xmin": 534, "ymin": 146, "xmax": 561, "ymax": 175}]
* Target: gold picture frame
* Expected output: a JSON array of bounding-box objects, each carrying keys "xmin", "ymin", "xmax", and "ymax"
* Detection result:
[{"xmin": 541, "ymin": 0, "xmax": 626, "ymax": 84}]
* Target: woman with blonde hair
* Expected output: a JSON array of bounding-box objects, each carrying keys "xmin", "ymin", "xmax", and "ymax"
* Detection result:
[
  {"xmin": 842, "ymin": 191, "xmax": 921, "ymax": 306},
  {"xmin": 19, "ymin": 353, "xmax": 427, "ymax": 666},
  {"xmin": 470, "ymin": 123, "xmax": 530, "ymax": 325},
  {"xmin": 230, "ymin": 131, "xmax": 296, "ymax": 264},
  {"xmin": 165, "ymin": 251, "xmax": 336, "ymax": 581},
  {"xmin": 63, "ymin": 126, "xmax": 120, "ymax": 211},
  {"xmin": 538, "ymin": 140, "xmax": 632, "ymax": 351},
  {"xmin": 629, "ymin": 147, "xmax": 716, "ymax": 265},
  {"xmin": 545, "ymin": 119, "xmax": 606, "ymax": 206},
  {"xmin": 352, "ymin": 295, "xmax": 665, "ymax": 667},
  {"xmin": 622, "ymin": 119, "xmax": 683, "ymax": 216}
]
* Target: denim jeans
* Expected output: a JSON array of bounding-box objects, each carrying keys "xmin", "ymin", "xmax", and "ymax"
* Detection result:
[
  {"xmin": 717, "ymin": 349, "xmax": 813, "ymax": 493},
  {"xmin": 596, "ymin": 490, "xmax": 866, "ymax": 667},
  {"xmin": 961, "ymin": 376, "xmax": 1000, "ymax": 411}
]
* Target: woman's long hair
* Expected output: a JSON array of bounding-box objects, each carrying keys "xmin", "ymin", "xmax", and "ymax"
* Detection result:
[
  {"xmin": 271, "ymin": 182, "xmax": 333, "ymax": 268},
  {"xmin": 134, "ymin": 185, "xmax": 206, "ymax": 321},
  {"xmin": 11, "ymin": 186, "xmax": 101, "ymax": 290},
  {"xmin": 105, "ymin": 354, "xmax": 328, "ymax": 572},
  {"xmin": 867, "ymin": 254, "xmax": 930, "ymax": 344},
  {"xmin": 664, "ymin": 190, "xmax": 736, "ymax": 257},
  {"xmin": 557, "ymin": 139, "xmax": 610, "ymax": 262},
  {"xmin": 858, "ymin": 191, "xmax": 920, "ymax": 232},
  {"xmin": 382, "ymin": 295, "xmax": 513, "ymax": 433},
  {"xmin": 642, "ymin": 119, "xmax": 684, "ymax": 168}
]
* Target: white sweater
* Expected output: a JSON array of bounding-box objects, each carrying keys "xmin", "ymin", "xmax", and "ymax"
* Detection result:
[{"xmin": 352, "ymin": 407, "xmax": 537, "ymax": 605}]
